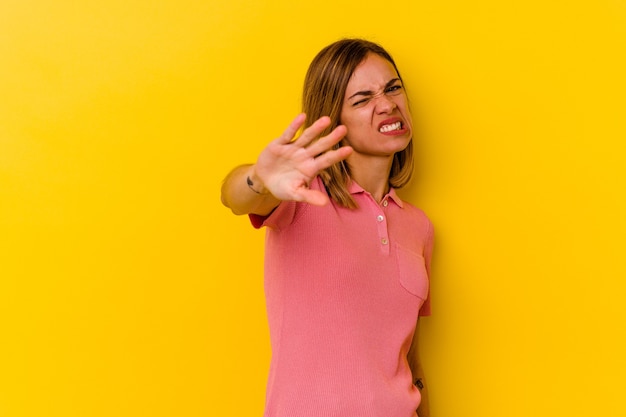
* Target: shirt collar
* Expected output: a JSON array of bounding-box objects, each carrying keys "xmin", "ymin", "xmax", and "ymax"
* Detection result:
[{"xmin": 347, "ymin": 179, "xmax": 405, "ymax": 208}]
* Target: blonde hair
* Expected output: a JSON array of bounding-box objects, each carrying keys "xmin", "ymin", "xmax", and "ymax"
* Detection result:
[{"xmin": 302, "ymin": 39, "xmax": 414, "ymax": 209}]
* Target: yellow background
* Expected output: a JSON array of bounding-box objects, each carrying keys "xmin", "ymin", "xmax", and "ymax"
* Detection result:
[{"xmin": 1, "ymin": 0, "xmax": 625, "ymax": 416}]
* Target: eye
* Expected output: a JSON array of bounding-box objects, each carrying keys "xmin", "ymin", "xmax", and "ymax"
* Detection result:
[
  {"xmin": 385, "ymin": 84, "xmax": 403, "ymax": 95},
  {"xmin": 352, "ymin": 97, "xmax": 371, "ymax": 107}
]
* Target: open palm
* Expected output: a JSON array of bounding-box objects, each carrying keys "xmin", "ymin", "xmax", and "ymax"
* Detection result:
[{"xmin": 255, "ymin": 114, "xmax": 352, "ymax": 206}]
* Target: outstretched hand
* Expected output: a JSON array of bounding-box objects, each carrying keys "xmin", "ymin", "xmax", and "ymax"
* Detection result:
[{"xmin": 254, "ymin": 114, "xmax": 352, "ymax": 206}]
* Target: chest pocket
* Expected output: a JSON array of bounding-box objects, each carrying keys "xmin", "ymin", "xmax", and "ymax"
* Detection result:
[{"xmin": 394, "ymin": 243, "xmax": 429, "ymax": 300}]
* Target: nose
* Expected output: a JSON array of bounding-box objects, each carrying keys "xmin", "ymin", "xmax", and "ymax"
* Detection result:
[{"xmin": 374, "ymin": 94, "xmax": 397, "ymax": 114}]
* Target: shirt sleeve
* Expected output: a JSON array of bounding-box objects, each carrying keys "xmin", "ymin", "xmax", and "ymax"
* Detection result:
[{"xmin": 248, "ymin": 200, "xmax": 297, "ymax": 231}]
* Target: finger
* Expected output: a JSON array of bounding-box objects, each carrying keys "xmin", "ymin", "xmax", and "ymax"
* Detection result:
[
  {"xmin": 292, "ymin": 116, "xmax": 332, "ymax": 147},
  {"xmin": 276, "ymin": 113, "xmax": 307, "ymax": 144},
  {"xmin": 313, "ymin": 145, "xmax": 353, "ymax": 171},
  {"xmin": 305, "ymin": 125, "xmax": 347, "ymax": 156}
]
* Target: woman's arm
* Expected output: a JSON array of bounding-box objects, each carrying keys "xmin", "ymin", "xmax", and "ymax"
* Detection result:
[
  {"xmin": 220, "ymin": 164, "xmax": 281, "ymax": 216},
  {"xmin": 220, "ymin": 114, "xmax": 352, "ymax": 215},
  {"xmin": 408, "ymin": 319, "xmax": 430, "ymax": 417}
]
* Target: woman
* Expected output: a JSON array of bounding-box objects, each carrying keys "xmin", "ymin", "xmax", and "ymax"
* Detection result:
[{"xmin": 221, "ymin": 38, "xmax": 434, "ymax": 417}]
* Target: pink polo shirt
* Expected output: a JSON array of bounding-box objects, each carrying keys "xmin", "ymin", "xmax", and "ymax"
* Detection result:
[{"xmin": 250, "ymin": 176, "xmax": 433, "ymax": 417}]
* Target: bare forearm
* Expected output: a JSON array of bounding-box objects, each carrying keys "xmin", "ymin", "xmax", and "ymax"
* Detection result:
[
  {"xmin": 408, "ymin": 319, "xmax": 430, "ymax": 417},
  {"xmin": 415, "ymin": 369, "xmax": 430, "ymax": 417},
  {"xmin": 220, "ymin": 164, "xmax": 280, "ymax": 216}
]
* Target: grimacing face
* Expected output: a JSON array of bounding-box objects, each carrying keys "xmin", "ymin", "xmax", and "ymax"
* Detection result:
[{"xmin": 340, "ymin": 53, "xmax": 413, "ymax": 164}]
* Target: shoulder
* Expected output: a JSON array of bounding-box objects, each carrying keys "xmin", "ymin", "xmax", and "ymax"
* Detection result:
[
  {"xmin": 401, "ymin": 200, "xmax": 433, "ymax": 228},
  {"xmin": 394, "ymin": 200, "xmax": 434, "ymax": 250}
]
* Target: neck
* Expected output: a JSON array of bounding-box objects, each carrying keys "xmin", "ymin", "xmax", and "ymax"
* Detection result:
[{"xmin": 347, "ymin": 155, "xmax": 393, "ymax": 203}]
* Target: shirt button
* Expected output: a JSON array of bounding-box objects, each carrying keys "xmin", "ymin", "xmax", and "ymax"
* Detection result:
[
  {"xmin": 381, "ymin": 238, "xmax": 388, "ymax": 245},
  {"xmin": 377, "ymin": 215, "xmax": 384, "ymax": 222},
  {"xmin": 382, "ymin": 200, "xmax": 388, "ymax": 207}
]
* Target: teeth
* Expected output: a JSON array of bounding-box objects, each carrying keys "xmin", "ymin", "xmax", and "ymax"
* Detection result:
[{"xmin": 379, "ymin": 121, "xmax": 402, "ymax": 133}]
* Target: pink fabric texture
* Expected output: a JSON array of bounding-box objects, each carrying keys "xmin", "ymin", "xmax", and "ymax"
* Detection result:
[{"xmin": 250, "ymin": 176, "xmax": 433, "ymax": 417}]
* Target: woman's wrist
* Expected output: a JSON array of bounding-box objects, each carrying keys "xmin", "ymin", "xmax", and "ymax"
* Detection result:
[{"xmin": 246, "ymin": 168, "xmax": 268, "ymax": 195}]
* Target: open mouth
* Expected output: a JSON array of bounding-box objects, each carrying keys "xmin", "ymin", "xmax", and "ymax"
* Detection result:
[{"xmin": 379, "ymin": 121, "xmax": 403, "ymax": 133}]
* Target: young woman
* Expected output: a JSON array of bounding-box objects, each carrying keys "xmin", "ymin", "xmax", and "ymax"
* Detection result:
[{"xmin": 221, "ymin": 38, "xmax": 434, "ymax": 417}]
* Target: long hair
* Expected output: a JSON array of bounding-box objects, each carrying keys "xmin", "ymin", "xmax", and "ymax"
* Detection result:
[{"xmin": 302, "ymin": 38, "xmax": 414, "ymax": 209}]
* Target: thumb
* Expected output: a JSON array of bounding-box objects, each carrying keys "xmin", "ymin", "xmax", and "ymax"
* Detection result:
[{"xmin": 293, "ymin": 188, "xmax": 330, "ymax": 207}]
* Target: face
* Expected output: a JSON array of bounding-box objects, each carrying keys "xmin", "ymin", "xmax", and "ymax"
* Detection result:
[{"xmin": 340, "ymin": 53, "xmax": 413, "ymax": 162}]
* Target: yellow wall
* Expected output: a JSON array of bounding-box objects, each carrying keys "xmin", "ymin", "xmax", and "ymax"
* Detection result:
[{"xmin": 1, "ymin": 1, "xmax": 625, "ymax": 416}]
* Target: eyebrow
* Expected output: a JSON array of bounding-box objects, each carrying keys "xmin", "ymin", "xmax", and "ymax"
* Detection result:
[{"xmin": 347, "ymin": 78, "xmax": 402, "ymax": 101}]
